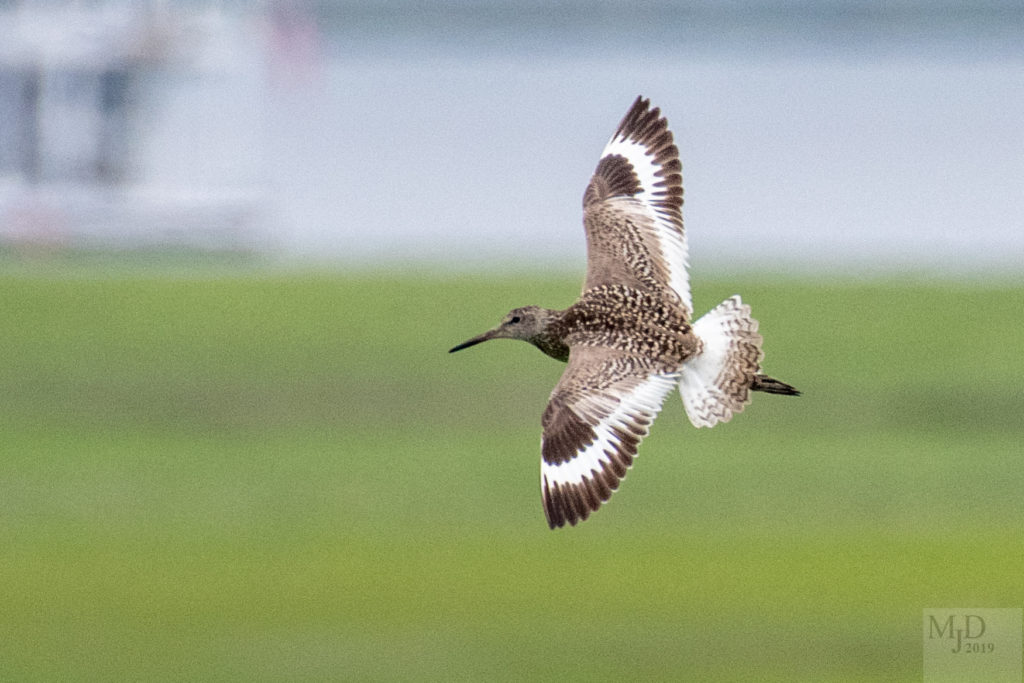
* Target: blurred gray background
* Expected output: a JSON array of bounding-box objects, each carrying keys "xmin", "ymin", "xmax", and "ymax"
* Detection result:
[{"xmin": 2, "ymin": 0, "xmax": 1022, "ymax": 274}]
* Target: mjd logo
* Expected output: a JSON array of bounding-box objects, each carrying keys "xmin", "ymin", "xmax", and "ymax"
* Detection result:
[
  {"xmin": 927, "ymin": 613, "xmax": 988, "ymax": 654},
  {"xmin": 923, "ymin": 608, "xmax": 1022, "ymax": 682}
]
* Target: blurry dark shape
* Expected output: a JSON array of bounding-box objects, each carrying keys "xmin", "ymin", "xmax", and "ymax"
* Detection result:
[
  {"xmin": 0, "ymin": 64, "xmax": 137, "ymax": 185},
  {"xmin": 97, "ymin": 67, "xmax": 136, "ymax": 184},
  {"xmin": 0, "ymin": 2, "xmax": 270, "ymax": 254},
  {"xmin": 0, "ymin": 65, "xmax": 41, "ymax": 184}
]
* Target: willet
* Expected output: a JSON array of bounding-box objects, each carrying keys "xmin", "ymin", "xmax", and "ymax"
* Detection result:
[{"xmin": 450, "ymin": 96, "xmax": 799, "ymax": 529}]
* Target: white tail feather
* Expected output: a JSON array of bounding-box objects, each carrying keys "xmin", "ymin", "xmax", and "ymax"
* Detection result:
[{"xmin": 679, "ymin": 296, "xmax": 764, "ymax": 428}]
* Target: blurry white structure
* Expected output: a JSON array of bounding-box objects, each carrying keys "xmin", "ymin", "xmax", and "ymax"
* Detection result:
[{"xmin": 0, "ymin": 1, "xmax": 270, "ymax": 252}]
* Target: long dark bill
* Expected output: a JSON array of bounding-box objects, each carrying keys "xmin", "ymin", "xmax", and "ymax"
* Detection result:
[{"xmin": 448, "ymin": 334, "xmax": 490, "ymax": 354}]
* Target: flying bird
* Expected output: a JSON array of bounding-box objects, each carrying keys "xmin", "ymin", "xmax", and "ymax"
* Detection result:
[{"xmin": 450, "ymin": 96, "xmax": 799, "ymax": 528}]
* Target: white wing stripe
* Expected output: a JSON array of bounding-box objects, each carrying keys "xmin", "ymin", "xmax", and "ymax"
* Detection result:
[
  {"xmin": 542, "ymin": 373, "xmax": 678, "ymax": 489},
  {"xmin": 602, "ymin": 137, "xmax": 664, "ymax": 202},
  {"xmin": 599, "ymin": 136, "xmax": 691, "ymax": 312}
]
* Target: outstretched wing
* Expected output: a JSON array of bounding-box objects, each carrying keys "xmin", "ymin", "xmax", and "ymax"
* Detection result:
[
  {"xmin": 581, "ymin": 96, "xmax": 690, "ymax": 317},
  {"xmin": 541, "ymin": 346, "xmax": 679, "ymax": 528}
]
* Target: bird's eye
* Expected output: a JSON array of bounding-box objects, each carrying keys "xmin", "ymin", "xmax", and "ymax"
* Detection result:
[{"xmin": 509, "ymin": 316, "xmax": 521, "ymax": 324}]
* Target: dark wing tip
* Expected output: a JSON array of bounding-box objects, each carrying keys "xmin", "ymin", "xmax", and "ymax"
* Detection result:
[
  {"xmin": 583, "ymin": 97, "xmax": 682, "ymax": 214},
  {"xmin": 543, "ymin": 465, "xmax": 626, "ymax": 529},
  {"xmin": 540, "ymin": 403, "xmax": 642, "ymax": 530},
  {"xmin": 614, "ymin": 96, "xmax": 655, "ymax": 140},
  {"xmin": 611, "ymin": 96, "xmax": 672, "ymax": 152}
]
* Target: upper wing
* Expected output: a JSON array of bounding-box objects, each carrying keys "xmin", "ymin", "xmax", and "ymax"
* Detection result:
[
  {"xmin": 581, "ymin": 96, "xmax": 691, "ymax": 317},
  {"xmin": 540, "ymin": 346, "xmax": 679, "ymax": 528}
]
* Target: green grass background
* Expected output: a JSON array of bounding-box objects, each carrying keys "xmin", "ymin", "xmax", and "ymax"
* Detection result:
[{"xmin": 1, "ymin": 261, "xmax": 1021, "ymax": 680}]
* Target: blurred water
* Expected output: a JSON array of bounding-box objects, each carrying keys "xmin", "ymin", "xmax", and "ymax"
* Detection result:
[
  {"xmin": 13, "ymin": 1, "xmax": 1024, "ymax": 274},
  {"xmin": 249, "ymin": 2, "xmax": 1024, "ymax": 274}
]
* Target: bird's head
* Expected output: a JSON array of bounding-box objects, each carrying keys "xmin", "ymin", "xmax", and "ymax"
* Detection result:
[{"xmin": 449, "ymin": 306, "xmax": 553, "ymax": 353}]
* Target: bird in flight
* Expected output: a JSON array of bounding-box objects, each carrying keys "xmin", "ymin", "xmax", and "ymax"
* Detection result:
[{"xmin": 450, "ymin": 96, "xmax": 799, "ymax": 528}]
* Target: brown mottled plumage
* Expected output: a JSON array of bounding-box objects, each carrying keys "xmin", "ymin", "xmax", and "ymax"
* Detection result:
[{"xmin": 450, "ymin": 96, "xmax": 799, "ymax": 529}]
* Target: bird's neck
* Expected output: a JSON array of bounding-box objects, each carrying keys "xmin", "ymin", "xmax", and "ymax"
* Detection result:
[{"xmin": 528, "ymin": 308, "xmax": 570, "ymax": 362}]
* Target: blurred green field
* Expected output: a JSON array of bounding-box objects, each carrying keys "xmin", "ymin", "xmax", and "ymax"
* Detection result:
[{"xmin": 1, "ymin": 263, "xmax": 1021, "ymax": 681}]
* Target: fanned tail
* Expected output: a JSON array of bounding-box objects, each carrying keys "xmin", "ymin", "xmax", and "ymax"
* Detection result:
[
  {"xmin": 679, "ymin": 295, "xmax": 763, "ymax": 428},
  {"xmin": 679, "ymin": 297, "xmax": 800, "ymax": 427}
]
